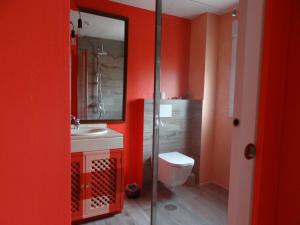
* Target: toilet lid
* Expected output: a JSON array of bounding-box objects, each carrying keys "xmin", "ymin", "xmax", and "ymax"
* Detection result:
[{"xmin": 159, "ymin": 152, "xmax": 194, "ymax": 167}]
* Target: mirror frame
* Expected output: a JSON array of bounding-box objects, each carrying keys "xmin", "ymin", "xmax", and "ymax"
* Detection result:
[{"xmin": 76, "ymin": 7, "xmax": 128, "ymax": 124}]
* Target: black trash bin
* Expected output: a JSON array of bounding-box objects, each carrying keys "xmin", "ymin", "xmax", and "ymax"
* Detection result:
[{"xmin": 125, "ymin": 183, "xmax": 141, "ymax": 199}]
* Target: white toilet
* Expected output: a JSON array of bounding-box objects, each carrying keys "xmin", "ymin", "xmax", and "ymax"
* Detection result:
[{"xmin": 158, "ymin": 152, "xmax": 194, "ymax": 188}]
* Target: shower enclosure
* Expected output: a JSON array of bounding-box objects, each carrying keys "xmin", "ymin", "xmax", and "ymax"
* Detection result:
[{"xmin": 150, "ymin": 1, "xmax": 231, "ymax": 225}]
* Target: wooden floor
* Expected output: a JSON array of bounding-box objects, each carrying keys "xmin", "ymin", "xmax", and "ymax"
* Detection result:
[{"xmin": 82, "ymin": 183, "xmax": 228, "ymax": 225}]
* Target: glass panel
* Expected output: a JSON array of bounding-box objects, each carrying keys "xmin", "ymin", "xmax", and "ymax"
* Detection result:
[{"xmin": 152, "ymin": 1, "xmax": 239, "ymax": 224}]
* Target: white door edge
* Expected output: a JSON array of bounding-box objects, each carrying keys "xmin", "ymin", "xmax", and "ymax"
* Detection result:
[{"xmin": 227, "ymin": 0, "xmax": 266, "ymax": 225}]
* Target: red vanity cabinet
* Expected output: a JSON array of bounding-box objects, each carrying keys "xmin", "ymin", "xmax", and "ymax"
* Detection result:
[
  {"xmin": 71, "ymin": 149, "xmax": 124, "ymax": 222},
  {"xmin": 71, "ymin": 153, "xmax": 84, "ymax": 221}
]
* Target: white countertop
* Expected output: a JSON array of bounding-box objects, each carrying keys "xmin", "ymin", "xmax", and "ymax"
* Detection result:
[
  {"xmin": 71, "ymin": 125, "xmax": 124, "ymax": 152},
  {"xmin": 71, "ymin": 127, "xmax": 123, "ymax": 140}
]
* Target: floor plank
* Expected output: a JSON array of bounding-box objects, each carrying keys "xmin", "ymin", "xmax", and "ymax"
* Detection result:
[{"xmin": 82, "ymin": 183, "xmax": 228, "ymax": 225}]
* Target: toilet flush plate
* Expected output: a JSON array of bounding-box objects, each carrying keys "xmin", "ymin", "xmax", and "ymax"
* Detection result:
[{"xmin": 160, "ymin": 104, "xmax": 172, "ymax": 117}]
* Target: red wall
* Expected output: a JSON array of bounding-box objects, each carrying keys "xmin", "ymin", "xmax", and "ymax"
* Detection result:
[
  {"xmin": 253, "ymin": 0, "xmax": 300, "ymax": 224},
  {"xmin": 71, "ymin": 0, "xmax": 191, "ymax": 187},
  {"xmin": 161, "ymin": 15, "xmax": 190, "ymax": 98},
  {"xmin": 0, "ymin": 1, "xmax": 70, "ymax": 225}
]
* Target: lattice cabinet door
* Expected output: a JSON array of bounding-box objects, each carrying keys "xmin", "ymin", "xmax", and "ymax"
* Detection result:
[
  {"xmin": 84, "ymin": 149, "xmax": 123, "ymax": 218},
  {"xmin": 71, "ymin": 153, "xmax": 84, "ymax": 221}
]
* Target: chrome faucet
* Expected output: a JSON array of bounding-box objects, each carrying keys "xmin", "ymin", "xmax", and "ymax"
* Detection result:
[{"xmin": 71, "ymin": 115, "xmax": 80, "ymax": 129}]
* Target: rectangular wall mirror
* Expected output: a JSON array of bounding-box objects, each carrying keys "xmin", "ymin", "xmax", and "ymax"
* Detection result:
[{"xmin": 70, "ymin": 9, "xmax": 128, "ymax": 123}]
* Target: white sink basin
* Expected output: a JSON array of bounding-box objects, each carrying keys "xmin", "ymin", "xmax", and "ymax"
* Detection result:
[{"xmin": 71, "ymin": 128, "xmax": 108, "ymax": 136}]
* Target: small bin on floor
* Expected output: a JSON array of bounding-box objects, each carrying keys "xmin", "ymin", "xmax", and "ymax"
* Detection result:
[{"xmin": 126, "ymin": 183, "xmax": 141, "ymax": 199}]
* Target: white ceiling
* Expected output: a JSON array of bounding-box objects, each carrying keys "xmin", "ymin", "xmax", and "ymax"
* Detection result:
[
  {"xmin": 70, "ymin": 10, "xmax": 125, "ymax": 41},
  {"xmin": 110, "ymin": 0, "xmax": 239, "ymax": 18}
]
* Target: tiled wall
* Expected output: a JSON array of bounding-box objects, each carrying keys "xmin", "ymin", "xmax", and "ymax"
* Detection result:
[{"xmin": 143, "ymin": 99, "xmax": 202, "ymax": 184}]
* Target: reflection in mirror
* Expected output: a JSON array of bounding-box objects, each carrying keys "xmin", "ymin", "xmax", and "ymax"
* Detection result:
[{"xmin": 70, "ymin": 9, "xmax": 127, "ymax": 122}]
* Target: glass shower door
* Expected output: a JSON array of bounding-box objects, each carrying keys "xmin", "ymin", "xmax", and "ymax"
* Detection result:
[{"xmin": 151, "ymin": 0, "xmax": 235, "ymax": 225}]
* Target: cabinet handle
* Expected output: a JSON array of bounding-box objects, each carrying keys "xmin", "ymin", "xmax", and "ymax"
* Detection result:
[{"xmin": 81, "ymin": 184, "xmax": 85, "ymax": 189}]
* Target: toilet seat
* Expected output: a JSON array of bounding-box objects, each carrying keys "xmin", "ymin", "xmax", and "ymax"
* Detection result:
[{"xmin": 159, "ymin": 152, "xmax": 194, "ymax": 167}]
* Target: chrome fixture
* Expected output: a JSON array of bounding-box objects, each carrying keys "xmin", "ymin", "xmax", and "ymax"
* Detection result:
[
  {"xmin": 94, "ymin": 44, "xmax": 107, "ymax": 118},
  {"xmin": 71, "ymin": 115, "xmax": 80, "ymax": 129},
  {"xmin": 159, "ymin": 119, "xmax": 165, "ymax": 127}
]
